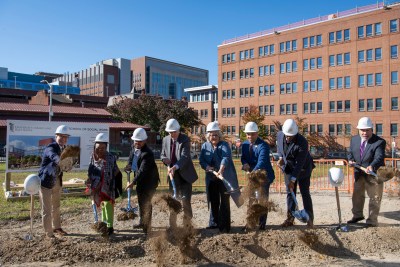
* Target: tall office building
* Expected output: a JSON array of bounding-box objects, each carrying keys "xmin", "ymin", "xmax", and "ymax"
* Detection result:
[
  {"xmin": 218, "ymin": 2, "xmax": 400, "ymax": 148},
  {"xmin": 131, "ymin": 56, "xmax": 209, "ymax": 99}
]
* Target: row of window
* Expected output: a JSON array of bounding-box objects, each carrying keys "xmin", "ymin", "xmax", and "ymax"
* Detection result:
[
  {"xmin": 259, "ymin": 65, "xmax": 275, "ymax": 76},
  {"xmin": 223, "ymin": 126, "xmax": 237, "ymax": 135},
  {"xmin": 358, "ymin": 48, "xmax": 382, "ymax": 62},
  {"xmin": 303, "ymin": 57, "xmax": 323, "ymax": 70},
  {"xmin": 329, "ymin": 100, "xmax": 351, "ymax": 113},
  {"xmin": 223, "ymin": 71, "xmax": 399, "ymax": 100},
  {"xmin": 279, "ymin": 103, "xmax": 298, "ymax": 115},
  {"xmin": 329, "ymin": 53, "xmax": 351, "ymax": 66},
  {"xmin": 279, "ymin": 39, "xmax": 297, "ymax": 53},
  {"xmin": 280, "ymin": 61, "xmax": 298, "ymax": 74},
  {"xmin": 222, "ymin": 107, "xmax": 235, "ymax": 117},
  {"xmin": 222, "ymin": 19, "xmax": 399, "ymax": 65},
  {"xmin": 239, "ymin": 68, "xmax": 255, "ymax": 79},
  {"xmin": 222, "ymin": 71, "xmax": 236, "ymax": 81},
  {"xmin": 258, "ymin": 105, "xmax": 275, "ymax": 116},
  {"xmin": 191, "ymin": 92, "xmax": 210, "ymax": 102}
]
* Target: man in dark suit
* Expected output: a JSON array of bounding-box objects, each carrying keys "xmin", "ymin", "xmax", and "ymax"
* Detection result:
[
  {"xmin": 126, "ymin": 128, "xmax": 160, "ymax": 234},
  {"xmin": 161, "ymin": 118, "xmax": 198, "ymax": 227},
  {"xmin": 347, "ymin": 117, "xmax": 386, "ymax": 227},
  {"xmin": 277, "ymin": 119, "xmax": 315, "ymax": 228},
  {"xmin": 241, "ymin": 122, "xmax": 275, "ymax": 230}
]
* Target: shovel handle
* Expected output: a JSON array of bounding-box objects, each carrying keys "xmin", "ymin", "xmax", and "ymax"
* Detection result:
[
  {"xmin": 209, "ymin": 170, "xmax": 224, "ymax": 181},
  {"xmin": 91, "ymin": 200, "xmax": 98, "ymax": 223},
  {"xmin": 168, "ymin": 167, "xmax": 178, "ymax": 199},
  {"xmin": 353, "ymin": 164, "xmax": 378, "ymax": 177},
  {"xmin": 289, "ymin": 189, "xmax": 299, "ymax": 209}
]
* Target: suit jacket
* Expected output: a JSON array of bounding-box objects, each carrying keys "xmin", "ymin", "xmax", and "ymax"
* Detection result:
[
  {"xmin": 38, "ymin": 141, "xmax": 63, "ymax": 189},
  {"xmin": 128, "ymin": 144, "xmax": 160, "ymax": 192},
  {"xmin": 276, "ymin": 131, "xmax": 314, "ymax": 179},
  {"xmin": 348, "ymin": 134, "xmax": 386, "ymax": 179},
  {"xmin": 241, "ymin": 137, "xmax": 275, "ymax": 183},
  {"xmin": 161, "ymin": 133, "xmax": 198, "ymax": 184}
]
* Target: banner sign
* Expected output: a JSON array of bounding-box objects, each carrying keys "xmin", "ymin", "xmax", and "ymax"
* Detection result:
[{"xmin": 6, "ymin": 120, "xmax": 109, "ymax": 172}]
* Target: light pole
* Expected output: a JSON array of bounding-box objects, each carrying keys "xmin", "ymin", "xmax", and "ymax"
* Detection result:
[
  {"xmin": 13, "ymin": 76, "xmax": 17, "ymax": 89},
  {"xmin": 41, "ymin": 80, "xmax": 53, "ymax": 122}
]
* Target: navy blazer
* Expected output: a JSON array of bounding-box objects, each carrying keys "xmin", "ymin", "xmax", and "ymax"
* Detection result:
[
  {"xmin": 129, "ymin": 144, "xmax": 160, "ymax": 193},
  {"xmin": 241, "ymin": 137, "xmax": 275, "ymax": 183},
  {"xmin": 348, "ymin": 134, "xmax": 386, "ymax": 179},
  {"xmin": 161, "ymin": 133, "xmax": 198, "ymax": 184},
  {"xmin": 38, "ymin": 141, "xmax": 62, "ymax": 189},
  {"xmin": 277, "ymin": 131, "xmax": 314, "ymax": 179}
]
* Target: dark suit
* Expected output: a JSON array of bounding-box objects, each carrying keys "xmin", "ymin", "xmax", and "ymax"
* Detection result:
[
  {"xmin": 161, "ymin": 133, "xmax": 198, "ymax": 225},
  {"xmin": 277, "ymin": 131, "xmax": 315, "ymax": 222},
  {"xmin": 241, "ymin": 137, "xmax": 275, "ymax": 229},
  {"xmin": 348, "ymin": 134, "xmax": 386, "ymax": 225},
  {"xmin": 128, "ymin": 144, "xmax": 159, "ymax": 233}
]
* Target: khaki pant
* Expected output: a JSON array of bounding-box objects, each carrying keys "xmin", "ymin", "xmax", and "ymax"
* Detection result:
[
  {"xmin": 352, "ymin": 175, "xmax": 384, "ymax": 225},
  {"xmin": 39, "ymin": 179, "xmax": 62, "ymax": 236}
]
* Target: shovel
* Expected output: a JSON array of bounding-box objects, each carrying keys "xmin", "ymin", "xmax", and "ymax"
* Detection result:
[
  {"xmin": 210, "ymin": 170, "xmax": 244, "ymax": 208},
  {"xmin": 353, "ymin": 164, "xmax": 378, "ymax": 178},
  {"xmin": 289, "ymin": 189, "xmax": 309, "ymax": 223},
  {"xmin": 24, "ymin": 194, "xmax": 35, "ymax": 241},
  {"xmin": 91, "ymin": 199, "xmax": 98, "ymax": 223},
  {"xmin": 120, "ymin": 170, "xmax": 138, "ymax": 214},
  {"xmin": 334, "ymin": 186, "xmax": 348, "ymax": 232}
]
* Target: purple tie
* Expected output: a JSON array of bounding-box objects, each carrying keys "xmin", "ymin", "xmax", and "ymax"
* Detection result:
[{"xmin": 360, "ymin": 140, "xmax": 367, "ymax": 158}]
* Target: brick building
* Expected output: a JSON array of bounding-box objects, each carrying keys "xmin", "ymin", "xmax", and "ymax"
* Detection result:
[{"xmin": 218, "ymin": 2, "xmax": 400, "ymax": 151}]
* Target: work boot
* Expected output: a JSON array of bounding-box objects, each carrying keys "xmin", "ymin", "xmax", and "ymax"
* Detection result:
[
  {"xmin": 280, "ymin": 211, "xmax": 295, "ymax": 227},
  {"xmin": 307, "ymin": 220, "xmax": 314, "ymax": 229}
]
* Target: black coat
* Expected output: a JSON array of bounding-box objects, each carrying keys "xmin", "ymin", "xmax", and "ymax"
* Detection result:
[{"xmin": 128, "ymin": 144, "xmax": 160, "ymax": 193}]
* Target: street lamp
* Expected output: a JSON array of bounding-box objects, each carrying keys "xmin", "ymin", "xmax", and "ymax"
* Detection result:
[
  {"xmin": 13, "ymin": 76, "xmax": 17, "ymax": 89},
  {"xmin": 41, "ymin": 80, "xmax": 53, "ymax": 122}
]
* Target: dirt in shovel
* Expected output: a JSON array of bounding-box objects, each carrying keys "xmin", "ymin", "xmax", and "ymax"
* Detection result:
[
  {"xmin": 116, "ymin": 211, "xmax": 137, "ymax": 221},
  {"xmin": 91, "ymin": 221, "xmax": 108, "ymax": 235},
  {"xmin": 246, "ymin": 201, "xmax": 278, "ymax": 229}
]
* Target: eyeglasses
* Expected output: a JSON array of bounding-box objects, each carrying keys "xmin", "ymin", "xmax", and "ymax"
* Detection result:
[{"xmin": 210, "ymin": 134, "xmax": 219, "ymax": 137}]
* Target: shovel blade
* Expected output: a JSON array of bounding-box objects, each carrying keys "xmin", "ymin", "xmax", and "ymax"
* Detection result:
[
  {"xmin": 230, "ymin": 190, "xmax": 244, "ymax": 208},
  {"xmin": 292, "ymin": 209, "xmax": 309, "ymax": 223}
]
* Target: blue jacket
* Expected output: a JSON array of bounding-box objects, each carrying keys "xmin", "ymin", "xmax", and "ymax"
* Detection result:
[
  {"xmin": 38, "ymin": 141, "xmax": 62, "ymax": 189},
  {"xmin": 241, "ymin": 137, "xmax": 275, "ymax": 183},
  {"xmin": 199, "ymin": 140, "xmax": 239, "ymax": 193}
]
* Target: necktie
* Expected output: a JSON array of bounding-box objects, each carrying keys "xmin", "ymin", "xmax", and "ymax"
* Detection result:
[
  {"xmin": 249, "ymin": 143, "xmax": 253, "ymax": 159},
  {"xmin": 171, "ymin": 140, "xmax": 177, "ymax": 166},
  {"xmin": 360, "ymin": 140, "xmax": 367, "ymax": 158}
]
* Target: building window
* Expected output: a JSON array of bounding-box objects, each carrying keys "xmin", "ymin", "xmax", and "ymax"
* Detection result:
[
  {"xmin": 391, "ymin": 97, "xmax": 398, "ymax": 110},
  {"xmin": 336, "ymin": 124, "xmax": 343, "ymax": 135},
  {"xmin": 310, "ymin": 102, "xmax": 316, "ymax": 114},
  {"xmin": 358, "ymin": 50, "xmax": 365, "ymax": 63},
  {"xmin": 392, "ymin": 71, "xmax": 398, "ymax": 84},
  {"xmin": 329, "ymin": 32, "xmax": 335, "ymax": 44},
  {"xmin": 259, "ymin": 67, "xmax": 264, "ymax": 77},
  {"xmin": 317, "ymin": 102, "xmax": 323, "ymax": 113},
  {"xmin": 344, "ymin": 53, "xmax": 350, "ymax": 64},
  {"xmin": 303, "ymin": 59, "xmax": 309, "ymax": 70},
  {"xmin": 367, "ymin": 74, "xmax": 374, "ymax": 87},
  {"xmin": 310, "ymin": 36, "xmax": 315, "ymax": 47},
  {"xmin": 329, "ymin": 101, "xmax": 335, "ymax": 112},
  {"xmin": 337, "ymin": 77, "xmax": 343, "ymax": 89},
  {"xmin": 304, "ymin": 103, "xmax": 309, "ymax": 114},
  {"xmin": 280, "ymin": 84, "xmax": 285, "ymax": 94},
  {"xmin": 337, "ymin": 101, "xmax": 343, "ymax": 112},
  {"xmin": 310, "ymin": 58, "xmax": 316, "ymax": 69},
  {"xmin": 329, "ymin": 55, "xmax": 335, "ymax": 66},
  {"xmin": 390, "ymin": 19, "xmax": 399, "ymax": 33},
  {"xmin": 375, "ymin": 22, "xmax": 382, "ymax": 35},
  {"xmin": 293, "ymin": 61, "xmax": 298, "ymax": 72},
  {"xmin": 344, "ymin": 29, "xmax": 350, "ymax": 41},
  {"xmin": 345, "ymin": 100, "xmax": 351, "ymax": 112},
  {"xmin": 376, "ymin": 124, "xmax": 383, "ymax": 136},
  {"xmin": 317, "ymin": 79, "xmax": 323, "ymax": 91},
  {"xmin": 317, "ymin": 124, "xmax": 323, "ymax": 135},
  {"xmin": 286, "ymin": 62, "xmax": 292, "ymax": 73},
  {"xmin": 367, "ymin": 99, "xmax": 374, "ymax": 111},
  {"xmin": 359, "ymin": 75, "xmax": 365, "ymax": 87},
  {"xmin": 303, "ymin": 81, "xmax": 309, "ymax": 92},
  {"xmin": 310, "ymin": 80, "xmax": 316, "ymax": 92},
  {"xmin": 280, "ymin": 104, "xmax": 285, "ymax": 115},
  {"xmin": 293, "ymin": 103, "xmax": 298, "ymax": 114},
  {"xmin": 317, "ymin": 34, "xmax": 322, "ymax": 45},
  {"xmin": 270, "ymin": 105, "xmax": 275, "ymax": 115},
  {"xmin": 375, "ymin": 98, "xmax": 382, "ymax": 111},
  {"xmin": 366, "ymin": 49, "xmax": 373, "ymax": 62},
  {"xmin": 336, "ymin": 31, "xmax": 342, "ymax": 42},
  {"xmin": 375, "ymin": 73, "xmax": 382, "ymax": 86},
  {"xmin": 310, "ymin": 124, "xmax": 316, "ymax": 134},
  {"xmin": 359, "ymin": 99, "xmax": 365, "ymax": 111},
  {"xmin": 259, "ymin": 86, "xmax": 264, "ymax": 96},
  {"xmin": 303, "ymin": 37, "xmax": 309, "ymax": 48},
  {"xmin": 366, "ymin": 24, "xmax": 373, "ymax": 37},
  {"xmin": 280, "ymin": 63, "xmax": 285, "ymax": 74},
  {"xmin": 375, "ymin": 48, "xmax": 382, "ymax": 60},
  {"xmin": 358, "ymin": 26, "xmax": 364, "ymax": 38},
  {"xmin": 329, "ymin": 78, "xmax": 335, "ymax": 89},
  {"xmin": 317, "ymin": 57, "xmax": 322, "ymax": 68},
  {"xmin": 391, "ymin": 123, "xmax": 398, "ymax": 137},
  {"xmin": 329, "ymin": 124, "xmax": 335, "ymax": 135},
  {"xmin": 345, "ymin": 76, "xmax": 351, "ymax": 88},
  {"xmin": 391, "ymin": 45, "xmax": 398, "ymax": 59}
]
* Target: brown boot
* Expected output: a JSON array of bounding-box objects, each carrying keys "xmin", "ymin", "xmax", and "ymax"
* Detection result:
[{"xmin": 280, "ymin": 211, "xmax": 295, "ymax": 227}]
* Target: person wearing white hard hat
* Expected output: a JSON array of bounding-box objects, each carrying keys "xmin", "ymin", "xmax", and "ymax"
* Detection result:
[
  {"xmin": 199, "ymin": 121, "xmax": 240, "ymax": 233},
  {"xmin": 161, "ymin": 118, "xmax": 198, "ymax": 228},
  {"xmin": 38, "ymin": 125, "xmax": 71, "ymax": 238},
  {"xmin": 87, "ymin": 133, "xmax": 122, "ymax": 236},
  {"xmin": 276, "ymin": 119, "xmax": 315, "ymax": 228},
  {"xmin": 125, "ymin": 128, "xmax": 160, "ymax": 234},
  {"xmin": 241, "ymin": 121, "xmax": 275, "ymax": 230},
  {"xmin": 347, "ymin": 117, "xmax": 386, "ymax": 227}
]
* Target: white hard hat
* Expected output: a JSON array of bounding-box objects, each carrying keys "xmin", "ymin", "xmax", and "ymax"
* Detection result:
[
  {"xmin": 206, "ymin": 121, "xmax": 220, "ymax": 132},
  {"xmin": 131, "ymin": 128, "xmax": 148, "ymax": 141},
  {"xmin": 165, "ymin": 118, "xmax": 180, "ymax": 132},
  {"xmin": 55, "ymin": 125, "xmax": 70, "ymax": 136},
  {"xmin": 94, "ymin": 133, "xmax": 108, "ymax": 143},
  {"xmin": 24, "ymin": 174, "xmax": 41, "ymax": 195},
  {"xmin": 244, "ymin": 122, "xmax": 259, "ymax": 133},
  {"xmin": 282, "ymin": 119, "xmax": 298, "ymax": 136},
  {"xmin": 357, "ymin": 117, "xmax": 373, "ymax": 129},
  {"xmin": 328, "ymin": 167, "xmax": 344, "ymax": 187}
]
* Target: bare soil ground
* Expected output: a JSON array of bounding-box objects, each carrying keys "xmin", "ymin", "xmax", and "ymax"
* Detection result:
[{"xmin": 1, "ymin": 191, "xmax": 400, "ymax": 267}]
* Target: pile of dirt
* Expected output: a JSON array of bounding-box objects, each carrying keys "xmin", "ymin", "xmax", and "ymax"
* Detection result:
[{"xmin": 1, "ymin": 192, "xmax": 400, "ymax": 266}]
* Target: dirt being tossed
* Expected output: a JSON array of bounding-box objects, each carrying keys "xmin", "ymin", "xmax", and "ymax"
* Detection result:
[
  {"xmin": 116, "ymin": 211, "xmax": 137, "ymax": 221},
  {"xmin": 155, "ymin": 193, "xmax": 183, "ymax": 213}
]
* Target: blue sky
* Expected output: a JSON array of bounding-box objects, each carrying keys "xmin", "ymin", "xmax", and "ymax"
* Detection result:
[{"xmin": 0, "ymin": 0, "xmax": 380, "ymax": 85}]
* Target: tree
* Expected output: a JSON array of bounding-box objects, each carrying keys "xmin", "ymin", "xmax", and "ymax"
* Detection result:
[
  {"xmin": 107, "ymin": 95, "xmax": 202, "ymax": 136},
  {"xmin": 240, "ymin": 105, "xmax": 267, "ymax": 140}
]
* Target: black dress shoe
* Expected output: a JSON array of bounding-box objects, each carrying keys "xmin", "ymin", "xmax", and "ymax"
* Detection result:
[
  {"xmin": 347, "ymin": 217, "xmax": 365, "ymax": 224},
  {"xmin": 206, "ymin": 225, "xmax": 218, "ymax": 229}
]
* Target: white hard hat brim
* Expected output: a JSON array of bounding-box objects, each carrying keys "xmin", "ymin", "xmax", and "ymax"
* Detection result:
[{"xmin": 282, "ymin": 130, "xmax": 296, "ymax": 136}]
